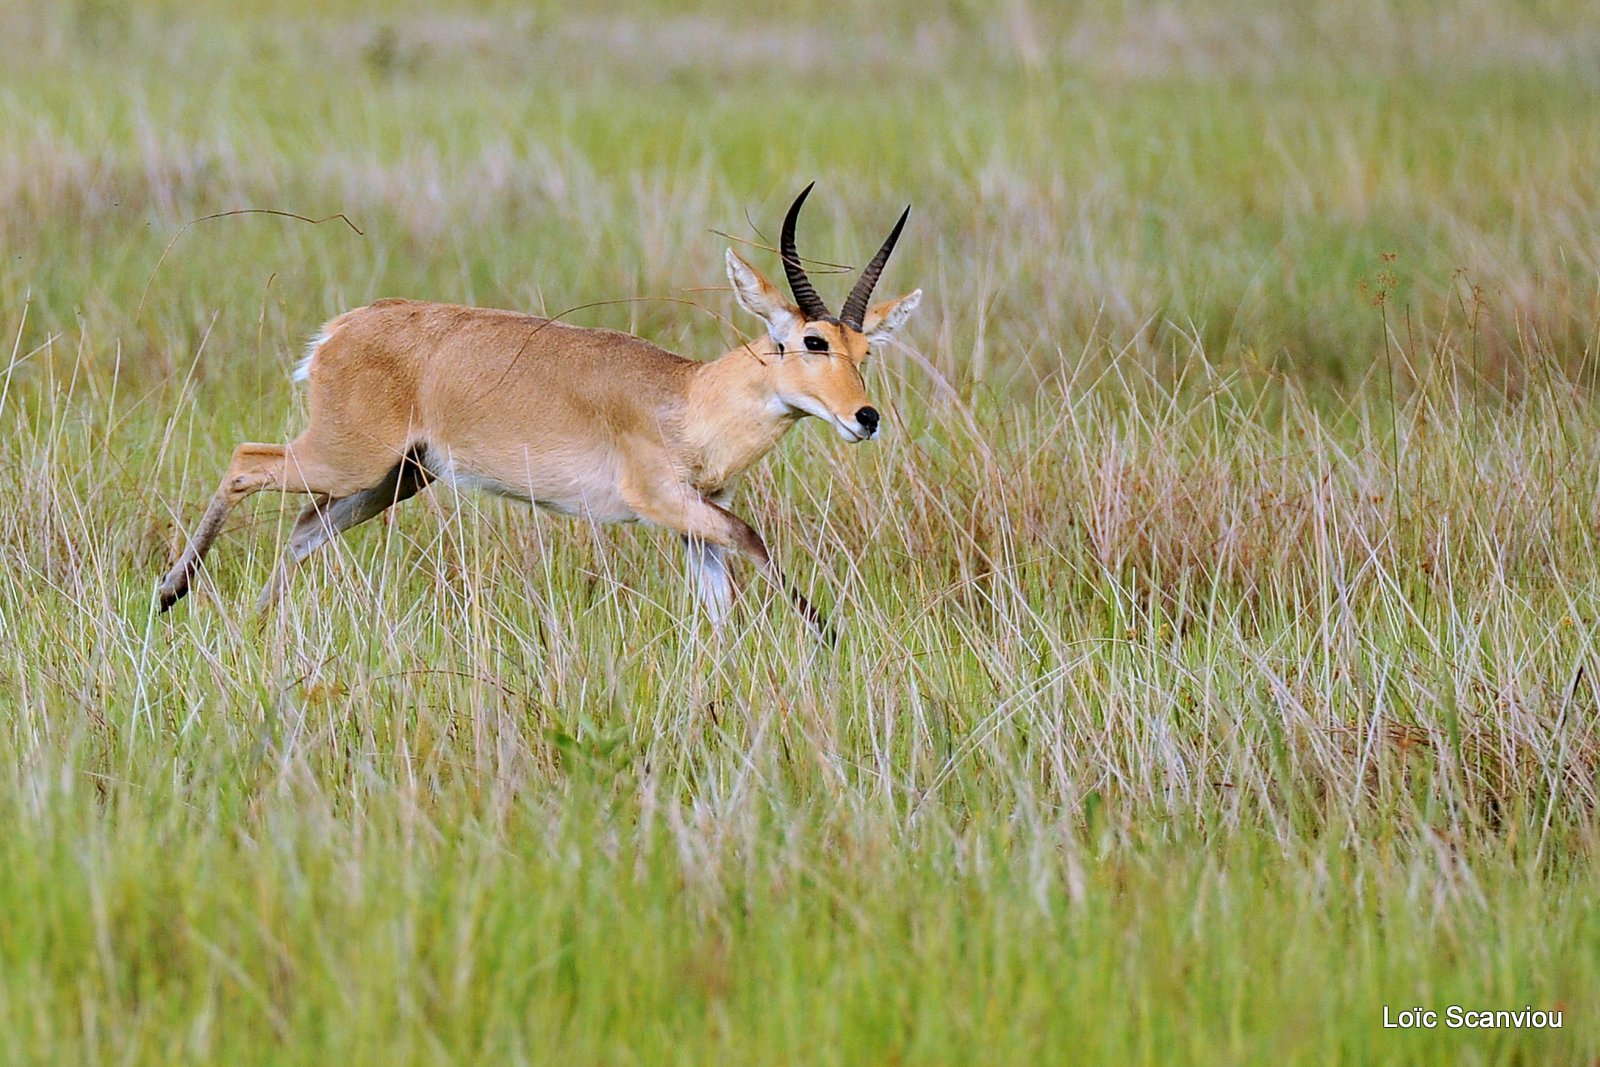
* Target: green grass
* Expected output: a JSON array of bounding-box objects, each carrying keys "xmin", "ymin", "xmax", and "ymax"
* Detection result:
[{"xmin": 3, "ymin": 0, "xmax": 1600, "ymax": 1062}]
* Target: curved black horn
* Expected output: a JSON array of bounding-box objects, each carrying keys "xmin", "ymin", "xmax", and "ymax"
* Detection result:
[
  {"xmin": 780, "ymin": 183, "xmax": 830, "ymax": 320},
  {"xmin": 839, "ymin": 205, "xmax": 910, "ymax": 330}
]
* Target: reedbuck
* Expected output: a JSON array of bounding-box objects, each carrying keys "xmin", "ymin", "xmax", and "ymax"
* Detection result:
[{"xmin": 157, "ymin": 185, "xmax": 921, "ymax": 638}]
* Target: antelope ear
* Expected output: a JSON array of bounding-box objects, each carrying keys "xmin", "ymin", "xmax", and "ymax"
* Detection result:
[
  {"xmin": 862, "ymin": 289, "xmax": 922, "ymax": 344},
  {"xmin": 727, "ymin": 249, "xmax": 801, "ymax": 344}
]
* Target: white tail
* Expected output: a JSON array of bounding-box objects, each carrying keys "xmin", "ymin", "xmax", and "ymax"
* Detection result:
[
  {"xmin": 291, "ymin": 329, "xmax": 332, "ymax": 383},
  {"xmin": 157, "ymin": 186, "xmax": 921, "ymax": 640}
]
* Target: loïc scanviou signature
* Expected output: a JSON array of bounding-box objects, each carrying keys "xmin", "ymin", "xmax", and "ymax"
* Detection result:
[{"xmin": 1383, "ymin": 1005, "xmax": 1564, "ymax": 1030}]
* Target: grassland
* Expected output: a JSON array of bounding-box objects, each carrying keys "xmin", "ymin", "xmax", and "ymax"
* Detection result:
[{"xmin": 2, "ymin": 0, "xmax": 1600, "ymax": 1062}]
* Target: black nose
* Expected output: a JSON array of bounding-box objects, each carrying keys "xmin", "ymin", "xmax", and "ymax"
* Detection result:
[{"xmin": 856, "ymin": 406, "xmax": 879, "ymax": 432}]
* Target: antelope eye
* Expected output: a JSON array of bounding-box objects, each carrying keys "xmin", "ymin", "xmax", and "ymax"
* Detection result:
[{"xmin": 803, "ymin": 336, "xmax": 829, "ymax": 353}]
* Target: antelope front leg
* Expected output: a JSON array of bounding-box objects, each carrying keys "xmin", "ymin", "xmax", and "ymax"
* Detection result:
[
  {"xmin": 723, "ymin": 508, "xmax": 835, "ymax": 643},
  {"xmin": 682, "ymin": 535, "xmax": 734, "ymax": 627},
  {"xmin": 627, "ymin": 478, "xmax": 833, "ymax": 642}
]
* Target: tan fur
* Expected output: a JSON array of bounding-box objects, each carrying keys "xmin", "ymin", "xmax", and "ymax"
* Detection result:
[{"xmin": 157, "ymin": 247, "xmax": 920, "ymax": 639}]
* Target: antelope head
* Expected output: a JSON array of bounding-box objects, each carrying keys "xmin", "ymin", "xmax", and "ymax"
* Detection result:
[{"xmin": 725, "ymin": 183, "xmax": 922, "ymax": 442}]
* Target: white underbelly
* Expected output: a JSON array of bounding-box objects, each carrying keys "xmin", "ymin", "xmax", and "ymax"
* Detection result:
[{"xmin": 423, "ymin": 447, "xmax": 639, "ymax": 523}]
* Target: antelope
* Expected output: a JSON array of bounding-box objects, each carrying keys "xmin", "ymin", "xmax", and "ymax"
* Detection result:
[{"xmin": 156, "ymin": 184, "xmax": 921, "ymax": 639}]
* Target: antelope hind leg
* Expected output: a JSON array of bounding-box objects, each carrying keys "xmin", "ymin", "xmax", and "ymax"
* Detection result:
[{"xmin": 257, "ymin": 452, "xmax": 433, "ymax": 611}]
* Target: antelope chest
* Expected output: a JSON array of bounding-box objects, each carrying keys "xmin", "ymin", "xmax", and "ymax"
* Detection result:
[{"xmin": 683, "ymin": 420, "xmax": 791, "ymax": 499}]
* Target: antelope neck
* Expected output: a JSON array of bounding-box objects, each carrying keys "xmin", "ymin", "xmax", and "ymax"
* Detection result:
[{"xmin": 679, "ymin": 337, "xmax": 801, "ymax": 493}]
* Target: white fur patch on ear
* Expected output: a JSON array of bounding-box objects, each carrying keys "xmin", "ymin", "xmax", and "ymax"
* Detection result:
[
  {"xmin": 724, "ymin": 249, "xmax": 763, "ymax": 313},
  {"xmin": 726, "ymin": 248, "xmax": 800, "ymax": 343},
  {"xmin": 864, "ymin": 288, "xmax": 922, "ymax": 343}
]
